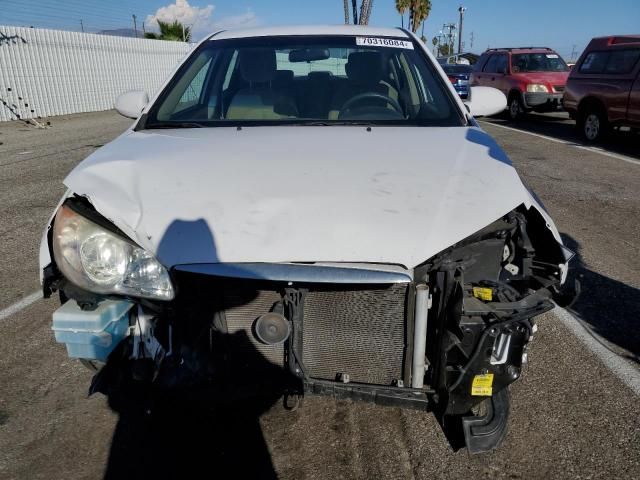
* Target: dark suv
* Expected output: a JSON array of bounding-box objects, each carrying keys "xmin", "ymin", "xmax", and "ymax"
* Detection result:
[
  {"xmin": 563, "ymin": 35, "xmax": 640, "ymax": 142},
  {"xmin": 471, "ymin": 47, "xmax": 570, "ymax": 120}
]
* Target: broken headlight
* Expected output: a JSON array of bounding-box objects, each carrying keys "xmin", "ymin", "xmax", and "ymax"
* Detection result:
[{"xmin": 52, "ymin": 204, "xmax": 174, "ymax": 300}]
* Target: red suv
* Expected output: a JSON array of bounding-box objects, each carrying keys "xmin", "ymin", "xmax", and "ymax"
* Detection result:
[
  {"xmin": 471, "ymin": 47, "xmax": 570, "ymax": 120},
  {"xmin": 563, "ymin": 35, "xmax": 640, "ymax": 142}
]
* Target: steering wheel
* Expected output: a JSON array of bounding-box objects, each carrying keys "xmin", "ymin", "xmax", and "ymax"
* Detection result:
[{"xmin": 340, "ymin": 92, "xmax": 404, "ymax": 116}]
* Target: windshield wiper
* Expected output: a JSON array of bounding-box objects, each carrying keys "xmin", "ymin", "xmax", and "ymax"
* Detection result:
[
  {"xmin": 293, "ymin": 121, "xmax": 378, "ymax": 126},
  {"xmin": 144, "ymin": 122, "xmax": 205, "ymax": 129}
]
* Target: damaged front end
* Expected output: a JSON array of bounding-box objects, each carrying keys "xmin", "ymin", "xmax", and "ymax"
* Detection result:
[
  {"xmin": 42, "ymin": 197, "xmax": 574, "ymax": 454},
  {"xmin": 418, "ymin": 207, "xmax": 574, "ymax": 452}
]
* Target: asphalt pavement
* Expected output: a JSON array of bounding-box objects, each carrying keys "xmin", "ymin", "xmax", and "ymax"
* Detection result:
[{"xmin": 0, "ymin": 110, "xmax": 638, "ymax": 479}]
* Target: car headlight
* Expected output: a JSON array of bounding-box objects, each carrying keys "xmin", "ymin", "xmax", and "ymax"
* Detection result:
[
  {"xmin": 52, "ymin": 204, "xmax": 174, "ymax": 300},
  {"xmin": 526, "ymin": 84, "xmax": 549, "ymax": 93}
]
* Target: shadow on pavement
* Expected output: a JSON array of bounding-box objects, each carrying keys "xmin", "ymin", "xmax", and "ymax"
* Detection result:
[
  {"xmin": 562, "ymin": 233, "xmax": 640, "ymax": 361},
  {"xmin": 101, "ymin": 331, "xmax": 296, "ymax": 480},
  {"xmin": 484, "ymin": 113, "xmax": 640, "ymax": 161},
  {"xmin": 91, "ymin": 218, "xmax": 301, "ymax": 479}
]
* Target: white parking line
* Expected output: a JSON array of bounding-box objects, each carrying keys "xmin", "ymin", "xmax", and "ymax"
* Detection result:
[
  {"xmin": 481, "ymin": 121, "xmax": 640, "ymax": 167},
  {"xmin": 553, "ymin": 307, "xmax": 640, "ymax": 396},
  {"xmin": 0, "ymin": 291, "xmax": 42, "ymax": 322}
]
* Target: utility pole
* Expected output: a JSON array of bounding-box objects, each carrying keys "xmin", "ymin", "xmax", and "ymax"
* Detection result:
[
  {"xmin": 132, "ymin": 14, "xmax": 138, "ymax": 38},
  {"xmin": 343, "ymin": 0, "xmax": 350, "ymax": 24},
  {"xmin": 570, "ymin": 45, "xmax": 578, "ymax": 62},
  {"xmin": 142, "ymin": 22, "xmax": 146, "ymax": 36},
  {"xmin": 80, "ymin": 19, "xmax": 84, "ymax": 33},
  {"xmin": 458, "ymin": 6, "xmax": 466, "ymax": 54}
]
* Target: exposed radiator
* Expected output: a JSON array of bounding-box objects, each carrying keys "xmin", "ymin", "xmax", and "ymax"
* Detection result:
[
  {"xmin": 208, "ymin": 280, "xmax": 408, "ymax": 386},
  {"xmin": 302, "ymin": 284, "xmax": 408, "ymax": 385}
]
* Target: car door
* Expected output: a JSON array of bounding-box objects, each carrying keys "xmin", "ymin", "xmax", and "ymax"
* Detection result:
[
  {"xmin": 626, "ymin": 63, "xmax": 640, "ymax": 125},
  {"xmin": 470, "ymin": 53, "xmax": 490, "ymax": 86},
  {"xmin": 474, "ymin": 54, "xmax": 499, "ymax": 87},
  {"xmin": 479, "ymin": 54, "xmax": 506, "ymax": 93},
  {"xmin": 492, "ymin": 54, "xmax": 509, "ymax": 95}
]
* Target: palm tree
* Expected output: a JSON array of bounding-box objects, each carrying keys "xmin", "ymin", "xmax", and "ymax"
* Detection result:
[
  {"xmin": 144, "ymin": 20, "xmax": 191, "ymax": 42},
  {"xmin": 344, "ymin": 0, "xmax": 350, "ymax": 24},
  {"xmin": 395, "ymin": 0, "xmax": 411, "ymax": 29},
  {"xmin": 409, "ymin": 0, "xmax": 432, "ymax": 33},
  {"xmin": 359, "ymin": 0, "xmax": 374, "ymax": 24}
]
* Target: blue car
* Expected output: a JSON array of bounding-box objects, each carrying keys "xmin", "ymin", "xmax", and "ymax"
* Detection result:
[{"xmin": 442, "ymin": 64, "xmax": 473, "ymax": 99}]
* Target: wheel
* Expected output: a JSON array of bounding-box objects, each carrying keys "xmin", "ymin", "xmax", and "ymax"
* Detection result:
[
  {"xmin": 507, "ymin": 95, "xmax": 523, "ymax": 121},
  {"xmin": 579, "ymin": 106, "xmax": 609, "ymax": 143}
]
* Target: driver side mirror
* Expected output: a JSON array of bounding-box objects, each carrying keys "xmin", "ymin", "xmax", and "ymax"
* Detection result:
[
  {"xmin": 115, "ymin": 90, "xmax": 149, "ymax": 119},
  {"xmin": 464, "ymin": 86, "xmax": 507, "ymax": 118}
]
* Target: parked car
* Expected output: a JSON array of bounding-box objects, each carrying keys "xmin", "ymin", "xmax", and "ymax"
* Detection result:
[
  {"xmin": 563, "ymin": 35, "xmax": 640, "ymax": 142},
  {"xmin": 471, "ymin": 47, "xmax": 571, "ymax": 120},
  {"xmin": 39, "ymin": 26, "xmax": 574, "ymax": 454},
  {"xmin": 442, "ymin": 64, "xmax": 473, "ymax": 99}
]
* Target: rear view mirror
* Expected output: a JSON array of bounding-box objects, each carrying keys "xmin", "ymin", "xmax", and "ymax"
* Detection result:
[
  {"xmin": 289, "ymin": 48, "xmax": 330, "ymax": 63},
  {"xmin": 464, "ymin": 86, "xmax": 507, "ymax": 117},
  {"xmin": 115, "ymin": 90, "xmax": 149, "ymax": 119}
]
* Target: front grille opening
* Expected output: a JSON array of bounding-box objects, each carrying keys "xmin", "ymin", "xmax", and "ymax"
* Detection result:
[{"xmin": 173, "ymin": 272, "xmax": 409, "ymax": 386}]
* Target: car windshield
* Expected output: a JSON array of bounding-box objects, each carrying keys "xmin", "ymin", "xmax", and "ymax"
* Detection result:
[
  {"xmin": 512, "ymin": 53, "xmax": 569, "ymax": 72},
  {"xmin": 143, "ymin": 35, "xmax": 463, "ymax": 128}
]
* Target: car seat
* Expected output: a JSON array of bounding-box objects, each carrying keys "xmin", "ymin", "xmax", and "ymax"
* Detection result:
[
  {"xmin": 226, "ymin": 49, "xmax": 298, "ymax": 120},
  {"xmin": 329, "ymin": 52, "xmax": 398, "ymax": 120}
]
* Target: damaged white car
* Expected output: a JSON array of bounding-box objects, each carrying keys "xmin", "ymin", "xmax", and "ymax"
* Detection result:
[{"xmin": 40, "ymin": 26, "xmax": 575, "ymax": 453}]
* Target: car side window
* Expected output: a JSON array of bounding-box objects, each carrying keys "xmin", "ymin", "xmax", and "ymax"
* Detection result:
[
  {"xmin": 473, "ymin": 54, "xmax": 490, "ymax": 72},
  {"xmin": 604, "ymin": 49, "xmax": 640, "ymax": 74},
  {"xmin": 157, "ymin": 51, "xmax": 218, "ymax": 120},
  {"xmin": 483, "ymin": 55, "xmax": 499, "ymax": 73},
  {"xmin": 495, "ymin": 54, "xmax": 508, "ymax": 74},
  {"xmin": 579, "ymin": 51, "xmax": 609, "ymax": 74}
]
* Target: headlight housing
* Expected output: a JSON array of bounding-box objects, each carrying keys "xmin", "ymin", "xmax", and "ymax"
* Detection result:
[
  {"xmin": 52, "ymin": 204, "xmax": 174, "ymax": 300},
  {"xmin": 526, "ymin": 84, "xmax": 549, "ymax": 93}
]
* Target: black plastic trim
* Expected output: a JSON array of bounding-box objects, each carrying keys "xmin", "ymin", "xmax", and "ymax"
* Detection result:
[
  {"xmin": 462, "ymin": 387, "xmax": 510, "ymax": 454},
  {"xmin": 304, "ymin": 378, "xmax": 434, "ymax": 410}
]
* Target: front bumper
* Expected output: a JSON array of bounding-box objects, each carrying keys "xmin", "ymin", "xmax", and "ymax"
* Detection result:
[{"xmin": 523, "ymin": 92, "xmax": 564, "ymax": 112}]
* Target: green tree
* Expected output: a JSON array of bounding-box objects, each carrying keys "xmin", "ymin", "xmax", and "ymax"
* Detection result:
[
  {"xmin": 409, "ymin": 0, "xmax": 432, "ymax": 33},
  {"xmin": 396, "ymin": 1, "xmax": 431, "ymax": 33},
  {"xmin": 144, "ymin": 20, "xmax": 191, "ymax": 42},
  {"xmin": 438, "ymin": 43, "xmax": 451, "ymax": 57},
  {"xmin": 395, "ymin": 0, "xmax": 411, "ymax": 29}
]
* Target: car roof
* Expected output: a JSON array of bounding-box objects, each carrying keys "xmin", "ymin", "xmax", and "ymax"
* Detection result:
[
  {"xmin": 483, "ymin": 47, "xmax": 556, "ymax": 54},
  {"xmin": 585, "ymin": 35, "xmax": 640, "ymax": 49},
  {"xmin": 210, "ymin": 25, "xmax": 409, "ymax": 41}
]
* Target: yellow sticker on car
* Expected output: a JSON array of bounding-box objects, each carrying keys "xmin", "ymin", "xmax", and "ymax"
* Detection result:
[
  {"xmin": 472, "ymin": 287, "xmax": 493, "ymax": 302},
  {"xmin": 471, "ymin": 373, "xmax": 494, "ymax": 396}
]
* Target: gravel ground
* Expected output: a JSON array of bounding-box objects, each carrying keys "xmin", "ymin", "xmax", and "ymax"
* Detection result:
[{"xmin": 0, "ymin": 110, "xmax": 638, "ymax": 479}]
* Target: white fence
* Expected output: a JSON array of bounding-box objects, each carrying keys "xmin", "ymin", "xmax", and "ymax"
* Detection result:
[{"xmin": 0, "ymin": 26, "xmax": 191, "ymax": 122}]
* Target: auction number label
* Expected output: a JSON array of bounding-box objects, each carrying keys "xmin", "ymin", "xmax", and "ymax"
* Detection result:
[{"xmin": 356, "ymin": 37, "xmax": 414, "ymax": 50}]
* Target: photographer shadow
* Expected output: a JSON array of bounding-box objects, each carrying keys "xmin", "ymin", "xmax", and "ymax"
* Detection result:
[{"xmin": 97, "ymin": 219, "xmax": 300, "ymax": 479}]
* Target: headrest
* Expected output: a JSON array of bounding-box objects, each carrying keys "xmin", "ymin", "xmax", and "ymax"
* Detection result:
[
  {"xmin": 308, "ymin": 71, "xmax": 333, "ymax": 82},
  {"xmin": 346, "ymin": 52, "xmax": 384, "ymax": 87},
  {"xmin": 274, "ymin": 69, "xmax": 294, "ymax": 86},
  {"xmin": 239, "ymin": 49, "xmax": 277, "ymax": 83}
]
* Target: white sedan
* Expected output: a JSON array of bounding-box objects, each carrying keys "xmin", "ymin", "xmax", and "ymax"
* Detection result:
[{"xmin": 40, "ymin": 25, "xmax": 574, "ymax": 454}]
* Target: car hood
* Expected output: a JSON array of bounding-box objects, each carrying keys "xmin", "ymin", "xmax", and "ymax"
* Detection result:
[
  {"xmin": 64, "ymin": 126, "xmax": 538, "ymax": 269},
  {"xmin": 512, "ymin": 71, "xmax": 569, "ymax": 85}
]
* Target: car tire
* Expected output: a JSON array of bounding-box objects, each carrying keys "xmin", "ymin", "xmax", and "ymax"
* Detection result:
[
  {"xmin": 507, "ymin": 95, "xmax": 523, "ymax": 121},
  {"xmin": 578, "ymin": 106, "xmax": 609, "ymax": 143}
]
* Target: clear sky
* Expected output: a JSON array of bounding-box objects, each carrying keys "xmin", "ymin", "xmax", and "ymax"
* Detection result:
[{"xmin": 2, "ymin": 0, "xmax": 639, "ymax": 61}]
